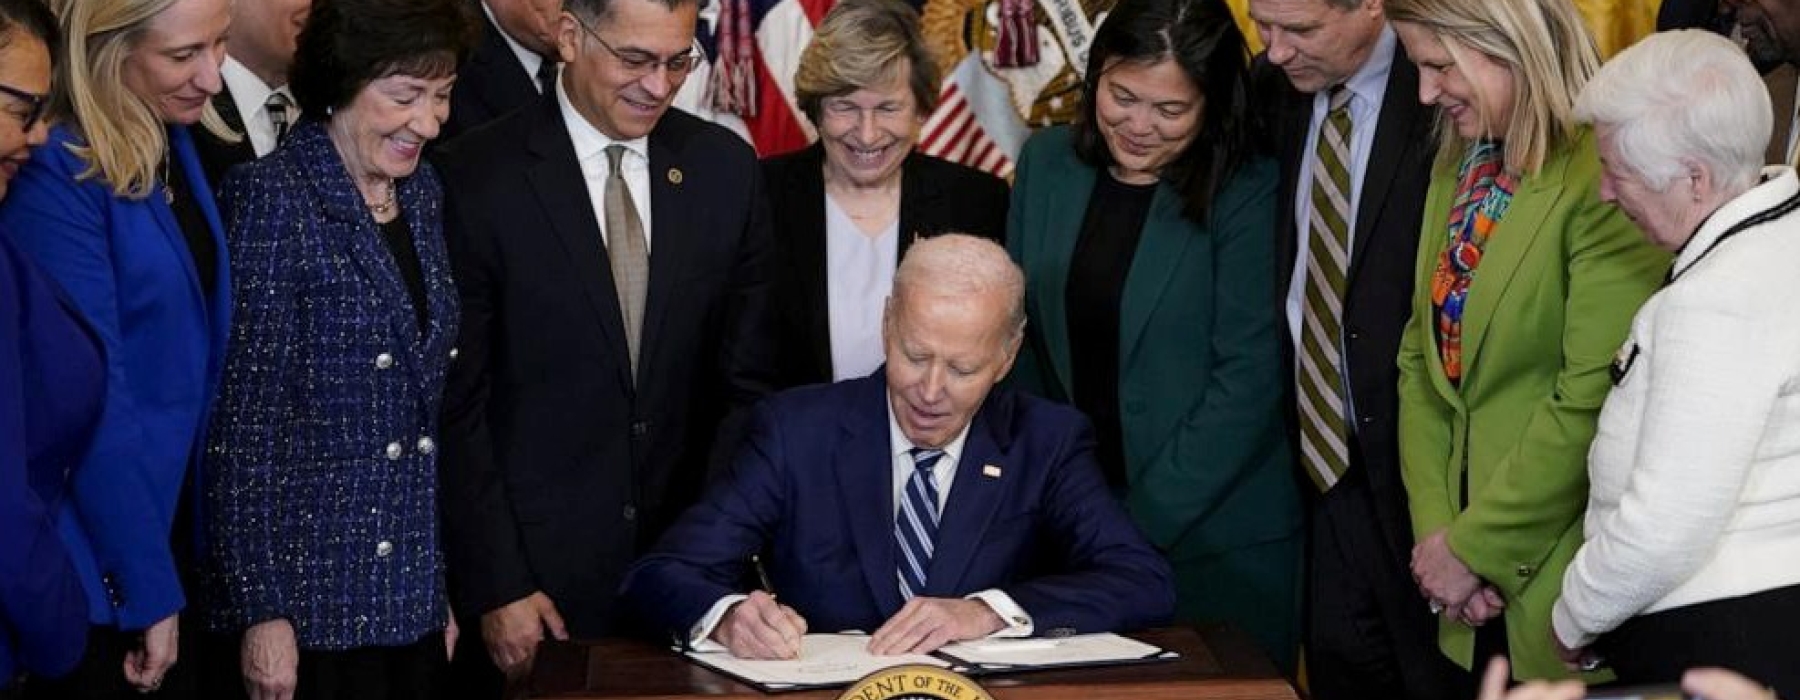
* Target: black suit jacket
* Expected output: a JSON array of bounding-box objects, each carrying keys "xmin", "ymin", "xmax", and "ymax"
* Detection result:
[
  {"xmin": 434, "ymin": 94, "xmax": 777, "ymax": 635},
  {"xmin": 442, "ymin": 7, "xmax": 541, "ymax": 144},
  {"xmin": 1267, "ymin": 51, "xmax": 1433, "ymax": 562},
  {"xmin": 193, "ymin": 85, "xmax": 257, "ymax": 188},
  {"xmin": 761, "ymin": 144, "xmax": 1009, "ymax": 388}
]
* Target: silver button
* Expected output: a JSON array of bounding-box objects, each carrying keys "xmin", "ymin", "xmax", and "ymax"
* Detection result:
[
  {"xmin": 416, "ymin": 437, "xmax": 435, "ymax": 455},
  {"xmin": 449, "ymin": 347, "xmax": 459, "ymax": 360},
  {"xmin": 384, "ymin": 442, "xmax": 403, "ymax": 460},
  {"xmin": 375, "ymin": 541, "xmax": 394, "ymax": 557},
  {"xmin": 375, "ymin": 353, "xmax": 395, "ymax": 370}
]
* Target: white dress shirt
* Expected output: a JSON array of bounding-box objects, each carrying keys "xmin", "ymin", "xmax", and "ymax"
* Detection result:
[
  {"xmin": 220, "ymin": 57, "xmax": 292, "ymax": 158},
  {"xmin": 1552, "ymin": 168, "xmax": 1800, "ymax": 648},
  {"xmin": 480, "ymin": 0, "xmax": 548, "ymax": 93},
  {"xmin": 558, "ymin": 79, "xmax": 653, "ymax": 252},
  {"xmin": 824, "ymin": 196, "xmax": 897, "ymax": 381},
  {"xmin": 686, "ymin": 402, "xmax": 1033, "ymax": 649}
]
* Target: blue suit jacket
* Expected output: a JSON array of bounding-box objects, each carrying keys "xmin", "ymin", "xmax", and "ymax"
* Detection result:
[
  {"xmin": 0, "ymin": 236, "xmax": 101, "ymax": 682},
  {"xmin": 621, "ymin": 372, "xmax": 1174, "ymax": 638},
  {"xmin": 202, "ymin": 120, "xmax": 458, "ymax": 650},
  {"xmin": 0, "ymin": 124, "xmax": 230, "ymax": 630}
]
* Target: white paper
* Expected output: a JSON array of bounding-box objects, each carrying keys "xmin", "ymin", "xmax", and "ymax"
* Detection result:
[
  {"xmin": 686, "ymin": 633, "xmax": 949, "ymax": 688},
  {"xmin": 938, "ymin": 632, "xmax": 1168, "ymax": 667}
]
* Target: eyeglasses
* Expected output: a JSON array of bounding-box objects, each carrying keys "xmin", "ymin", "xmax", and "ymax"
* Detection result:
[
  {"xmin": 0, "ymin": 82, "xmax": 48, "ymax": 132},
  {"xmin": 570, "ymin": 13, "xmax": 702, "ymax": 77}
]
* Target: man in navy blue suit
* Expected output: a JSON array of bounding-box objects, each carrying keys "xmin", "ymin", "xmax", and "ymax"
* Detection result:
[{"xmin": 621, "ymin": 235, "xmax": 1173, "ymax": 659}]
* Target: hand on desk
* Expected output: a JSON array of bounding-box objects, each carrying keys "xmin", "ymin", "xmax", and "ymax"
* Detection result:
[
  {"xmin": 868, "ymin": 597, "xmax": 1004, "ymax": 656},
  {"xmin": 715, "ymin": 590, "xmax": 808, "ymax": 659},
  {"xmin": 482, "ymin": 591, "xmax": 568, "ymax": 677}
]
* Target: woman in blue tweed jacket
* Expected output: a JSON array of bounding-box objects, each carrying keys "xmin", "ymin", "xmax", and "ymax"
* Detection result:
[{"xmin": 201, "ymin": 0, "xmax": 477, "ymax": 697}]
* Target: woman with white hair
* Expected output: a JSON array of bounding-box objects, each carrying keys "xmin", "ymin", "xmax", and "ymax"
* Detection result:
[{"xmin": 1552, "ymin": 29, "xmax": 1800, "ymax": 695}]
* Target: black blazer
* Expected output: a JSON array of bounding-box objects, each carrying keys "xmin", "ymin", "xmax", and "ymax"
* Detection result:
[
  {"xmin": 442, "ymin": 6, "xmax": 541, "ymax": 144},
  {"xmin": 1267, "ymin": 51, "xmax": 1434, "ymax": 562},
  {"xmin": 193, "ymin": 85, "xmax": 257, "ymax": 188},
  {"xmin": 434, "ymin": 93, "xmax": 777, "ymax": 635},
  {"xmin": 761, "ymin": 144, "xmax": 1008, "ymax": 387}
]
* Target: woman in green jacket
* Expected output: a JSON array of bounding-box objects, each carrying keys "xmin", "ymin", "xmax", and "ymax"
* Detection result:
[
  {"xmin": 1006, "ymin": 0, "xmax": 1299, "ymax": 670},
  {"xmin": 1386, "ymin": 0, "xmax": 1667, "ymax": 680}
]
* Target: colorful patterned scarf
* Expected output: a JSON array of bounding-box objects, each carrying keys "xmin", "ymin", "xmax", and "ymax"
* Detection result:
[{"xmin": 1431, "ymin": 140, "xmax": 1515, "ymax": 385}]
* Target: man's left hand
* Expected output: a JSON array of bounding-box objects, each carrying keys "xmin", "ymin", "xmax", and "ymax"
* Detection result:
[{"xmin": 868, "ymin": 598, "xmax": 1005, "ymax": 655}]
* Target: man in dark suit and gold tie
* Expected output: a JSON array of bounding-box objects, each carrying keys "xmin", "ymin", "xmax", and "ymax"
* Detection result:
[
  {"xmin": 434, "ymin": 0, "xmax": 776, "ymax": 690},
  {"xmin": 1249, "ymin": 0, "xmax": 1463, "ymax": 697}
]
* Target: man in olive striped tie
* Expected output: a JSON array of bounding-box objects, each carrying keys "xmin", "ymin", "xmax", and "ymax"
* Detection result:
[
  {"xmin": 1252, "ymin": 0, "xmax": 1474, "ymax": 696},
  {"xmin": 619, "ymin": 235, "xmax": 1173, "ymax": 661}
]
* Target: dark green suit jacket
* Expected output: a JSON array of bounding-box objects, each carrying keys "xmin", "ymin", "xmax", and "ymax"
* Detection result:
[{"xmin": 1006, "ymin": 126, "xmax": 1300, "ymax": 561}]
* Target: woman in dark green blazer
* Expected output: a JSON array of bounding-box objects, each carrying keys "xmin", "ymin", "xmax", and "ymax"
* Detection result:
[{"xmin": 1005, "ymin": 0, "xmax": 1299, "ymax": 669}]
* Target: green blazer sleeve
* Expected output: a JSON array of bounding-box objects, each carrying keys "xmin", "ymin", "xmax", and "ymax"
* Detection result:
[{"xmin": 1396, "ymin": 131, "xmax": 1668, "ymax": 679}]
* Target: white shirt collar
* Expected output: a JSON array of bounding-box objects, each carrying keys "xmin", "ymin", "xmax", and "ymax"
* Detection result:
[
  {"xmin": 480, "ymin": 0, "xmax": 547, "ymax": 91},
  {"xmin": 885, "ymin": 393, "xmax": 973, "ymax": 466},
  {"xmin": 1677, "ymin": 166, "xmax": 1800, "ymax": 278},
  {"xmin": 221, "ymin": 56, "xmax": 280, "ymax": 119},
  {"xmin": 1328, "ymin": 24, "xmax": 1396, "ymax": 114},
  {"xmin": 555, "ymin": 77, "xmax": 648, "ymax": 165}
]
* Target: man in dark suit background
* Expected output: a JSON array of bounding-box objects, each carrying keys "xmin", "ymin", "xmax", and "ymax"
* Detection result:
[
  {"xmin": 1722, "ymin": 0, "xmax": 1800, "ymax": 163},
  {"xmin": 1249, "ymin": 0, "xmax": 1461, "ymax": 697},
  {"xmin": 621, "ymin": 234, "xmax": 1172, "ymax": 659},
  {"xmin": 434, "ymin": 0, "xmax": 775, "ymax": 688},
  {"xmin": 443, "ymin": 0, "xmax": 561, "ymax": 142},
  {"xmin": 193, "ymin": 0, "xmax": 309, "ymax": 184}
]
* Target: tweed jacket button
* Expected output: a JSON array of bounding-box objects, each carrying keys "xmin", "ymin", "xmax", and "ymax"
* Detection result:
[
  {"xmin": 417, "ymin": 437, "xmax": 436, "ymax": 455},
  {"xmin": 375, "ymin": 352, "xmax": 395, "ymax": 370},
  {"xmin": 384, "ymin": 442, "xmax": 403, "ymax": 460},
  {"xmin": 1515, "ymin": 564, "xmax": 1534, "ymax": 578},
  {"xmin": 375, "ymin": 541, "xmax": 394, "ymax": 558},
  {"xmin": 449, "ymin": 347, "xmax": 459, "ymax": 360}
]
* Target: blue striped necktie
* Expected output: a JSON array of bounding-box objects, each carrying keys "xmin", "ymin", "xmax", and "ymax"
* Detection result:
[{"xmin": 896, "ymin": 447, "xmax": 945, "ymax": 600}]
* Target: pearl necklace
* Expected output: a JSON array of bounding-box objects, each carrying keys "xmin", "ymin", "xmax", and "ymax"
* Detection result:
[{"xmin": 366, "ymin": 180, "xmax": 396, "ymax": 216}]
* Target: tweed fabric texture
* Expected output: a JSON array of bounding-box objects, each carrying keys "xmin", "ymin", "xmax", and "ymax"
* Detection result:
[{"xmin": 202, "ymin": 119, "xmax": 460, "ymax": 650}]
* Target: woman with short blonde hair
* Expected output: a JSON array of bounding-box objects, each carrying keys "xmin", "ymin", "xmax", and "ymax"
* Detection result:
[
  {"xmin": 1385, "ymin": 0, "xmax": 1669, "ymax": 681},
  {"xmin": 0, "ymin": 0, "xmax": 233, "ymax": 694}
]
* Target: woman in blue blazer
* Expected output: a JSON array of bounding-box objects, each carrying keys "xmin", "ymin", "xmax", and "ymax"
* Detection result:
[
  {"xmin": 0, "ymin": 5, "xmax": 101, "ymax": 687},
  {"xmin": 200, "ymin": 1, "xmax": 474, "ymax": 697},
  {"xmin": 1005, "ymin": 0, "xmax": 1299, "ymax": 671},
  {"xmin": 0, "ymin": 0, "xmax": 233, "ymax": 694}
]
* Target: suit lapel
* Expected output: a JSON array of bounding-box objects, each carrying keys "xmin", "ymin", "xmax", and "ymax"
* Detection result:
[
  {"xmin": 644, "ymin": 120, "xmax": 698, "ymax": 387},
  {"xmin": 1454, "ymin": 151, "xmax": 1566, "ymax": 377},
  {"xmin": 524, "ymin": 99, "xmax": 634, "ymax": 391},
  {"xmin": 170, "ymin": 126, "xmax": 233, "ymax": 361},
  {"xmin": 1275, "ymin": 86, "xmax": 1312, "ymax": 292},
  {"xmin": 925, "ymin": 396, "xmax": 1009, "ymax": 597},
  {"xmin": 838, "ymin": 376, "xmax": 906, "ymax": 616},
  {"xmin": 1030, "ymin": 160, "xmax": 1093, "ymax": 396},
  {"xmin": 789, "ymin": 146, "xmax": 833, "ymax": 380},
  {"xmin": 1119, "ymin": 186, "xmax": 1196, "ymax": 367},
  {"xmin": 1347, "ymin": 58, "xmax": 1422, "ymax": 281},
  {"xmin": 897, "ymin": 153, "xmax": 941, "ymax": 251}
]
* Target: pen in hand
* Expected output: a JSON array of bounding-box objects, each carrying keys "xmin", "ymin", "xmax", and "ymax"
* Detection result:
[{"xmin": 751, "ymin": 554, "xmax": 802, "ymax": 659}]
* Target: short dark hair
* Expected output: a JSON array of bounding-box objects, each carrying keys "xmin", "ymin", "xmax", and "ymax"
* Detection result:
[
  {"xmin": 565, "ymin": 0, "xmax": 700, "ymax": 24},
  {"xmin": 289, "ymin": 0, "xmax": 480, "ymax": 116},
  {"xmin": 0, "ymin": 0, "xmax": 58, "ymax": 61},
  {"xmin": 1072, "ymin": 0, "xmax": 1252, "ymax": 221}
]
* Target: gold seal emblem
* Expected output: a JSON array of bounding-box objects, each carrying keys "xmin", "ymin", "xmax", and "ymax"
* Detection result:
[
  {"xmin": 835, "ymin": 664, "xmax": 994, "ymax": 700},
  {"xmin": 919, "ymin": 0, "xmax": 1112, "ymax": 128}
]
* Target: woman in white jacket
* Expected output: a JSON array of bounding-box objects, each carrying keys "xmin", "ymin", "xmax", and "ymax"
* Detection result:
[{"xmin": 1553, "ymin": 29, "xmax": 1800, "ymax": 696}]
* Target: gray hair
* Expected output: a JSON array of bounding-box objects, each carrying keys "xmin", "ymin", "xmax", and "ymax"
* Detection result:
[
  {"xmin": 892, "ymin": 234, "xmax": 1026, "ymax": 341},
  {"xmin": 1575, "ymin": 29, "xmax": 1769, "ymax": 194}
]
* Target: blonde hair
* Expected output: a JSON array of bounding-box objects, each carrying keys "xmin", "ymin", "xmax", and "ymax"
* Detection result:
[
  {"xmin": 50, "ymin": 0, "xmax": 231, "ymax": 198},
  {"xmin": 792, "ymin": 0, "xmax": 939, "ymax": 124},
  {"xmin": 1386, "ymin": 0, "xmax": 1599, "ymax": 176}
]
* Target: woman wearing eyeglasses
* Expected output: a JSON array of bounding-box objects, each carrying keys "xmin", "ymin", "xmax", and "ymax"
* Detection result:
[
  {"xmin": 0, "ymin": 0, "xmax": 100, "ymax": 694},
  {"xmin": 760, "ymin": 0, "xmax": 1008, "ymax": 389},
  {"xmin": 0, "ymin": 0, "xmax": 233, "ymax": 695}
]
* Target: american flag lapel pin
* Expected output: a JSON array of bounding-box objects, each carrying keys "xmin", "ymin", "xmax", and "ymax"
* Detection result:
[{"xmin": 982, "ymin": 464, "xmax": 1002, "ymax": 479}]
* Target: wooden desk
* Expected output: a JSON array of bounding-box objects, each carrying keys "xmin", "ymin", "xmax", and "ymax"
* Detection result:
[{"xmin": 525, "ymin": 625, "xmax": 1298, "ymax": 700}]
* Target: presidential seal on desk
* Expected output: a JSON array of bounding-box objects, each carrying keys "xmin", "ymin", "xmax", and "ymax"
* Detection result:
[{"xmin": 836, "ymin": 664, "xmax": 994, "ymax": 700}]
